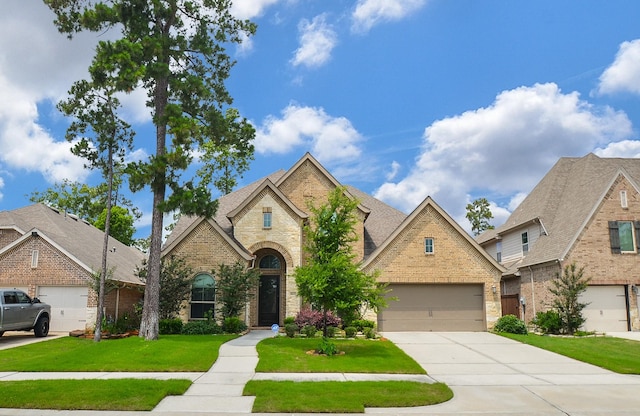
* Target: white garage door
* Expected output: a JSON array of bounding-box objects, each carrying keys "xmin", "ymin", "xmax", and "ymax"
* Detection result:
[
  {"xmin": 580, "ymin": 286, "xmax": 628, "ymax": 332},
  {"xmin": 36, "ymin": 286, "xmax": 88, "ymax": 332},
  {"xmin": 378, "ymin": 284, "xmax": 485, "ymax": 331}
]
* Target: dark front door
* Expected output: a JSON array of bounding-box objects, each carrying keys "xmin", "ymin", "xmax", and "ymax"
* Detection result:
[
  {"xmin": 258, "ymin": 275, "xmax": 280, "ymax": 326},
  {"xmin": 501, "ymin": 294, "xmax": 520, "ymax": 318}
]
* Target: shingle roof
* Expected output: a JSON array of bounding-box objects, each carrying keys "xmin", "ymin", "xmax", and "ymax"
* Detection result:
[
  {"xmin": 478, "ymin": 154, "xmax": 640, "ymax": 268},
  {"xmin": 163, "ymin": 157, "xmax": 407, "ymax": 259},
  {"xmin": 0, "ymin": 204, "xmax": 146, "ymax": 286}
]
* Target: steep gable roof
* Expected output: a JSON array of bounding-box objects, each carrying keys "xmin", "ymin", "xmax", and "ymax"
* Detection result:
[
  {"xmin": 226, "ymin": 178, "xmax": 308, "ymax": 222},
  {"xmin": 0, "ymin": 204, "xmax": 145, "ymax": 286},
  {"xmin": 363, "ymin": 196, "xmax": 504, "ymax": 271},
  {"xmin": 479, "ymin": 154, "xmax": 640, "ymax": 268}
]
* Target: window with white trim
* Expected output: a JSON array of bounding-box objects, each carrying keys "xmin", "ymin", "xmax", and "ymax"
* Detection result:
[
  {"xmin": 190, "ymin": 273, "xmax": 215, "ymax": 319},
  {"xmin": 620, "ymin": 190, "xmax": 628, "ymax": 209},
  {"xmin": 263, "ymin": 207, "xmax": 272, "ymax": 229},
  {"xmin": 521, "ymin": 232, "xmax": 529, "ymax": 254},
  {"xmin": 609, "ymin": 221, "xmax": 640, "ymax": 254},
  {"xmin": 31, "ymin": 250, "xmax": 39, "ymax": 268},
  {"xmin": 496, "ymin": 241, "xmax": 502, "ymax": 263},
  {"xmin": 424, "ymin": 237, "xmax": 434, "ymax": 254}
]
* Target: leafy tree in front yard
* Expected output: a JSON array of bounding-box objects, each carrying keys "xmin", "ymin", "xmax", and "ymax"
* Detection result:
[
  {"xmin": 295, "ymin": 186, "xmax": 389, "ymax": 337},
  {"xmin": 215, "ymin": 262, "xmax": 260, "ymax": 320},
  {"xmin": 137, "ymin": 256, "xmax": 193, "ymax": 320},
  {"xmin": 550, "ymin": 263, "xmax": 591, "ymax": 334}
]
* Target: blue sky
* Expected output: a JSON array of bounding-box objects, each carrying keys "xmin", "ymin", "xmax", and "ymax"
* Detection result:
[{"xmin": 1, "ymin": 0, "xmax": 640, "ymax": 239}]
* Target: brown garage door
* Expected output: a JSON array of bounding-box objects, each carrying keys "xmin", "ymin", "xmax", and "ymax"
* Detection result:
[{"xmin": 378, "ymin": 284, "xmax": 485, "ymax": 331}]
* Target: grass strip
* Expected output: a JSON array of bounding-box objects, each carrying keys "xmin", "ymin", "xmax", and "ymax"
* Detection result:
[
  {"xmin": 0, "ymin": 378, "xmax": 191, "ymax": 410},
  {"xmin": 501, "ymin": 333, "xmax": 640, "ymax": 374},
  {"xmin": 0, "ymin": 334, "xmax": 236, "ymax": 372},
  {"xmin": 244, "ymin": 380, "xmax": 452, "ymax": 413},
  {"xmin": 256, "ymin": 337, "xmax": 426, "ymax": 374}
]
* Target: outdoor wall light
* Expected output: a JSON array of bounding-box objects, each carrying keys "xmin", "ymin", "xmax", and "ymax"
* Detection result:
[{"xmin": 491, "ymin": 285, "xmax": 497, "ymax": 294}]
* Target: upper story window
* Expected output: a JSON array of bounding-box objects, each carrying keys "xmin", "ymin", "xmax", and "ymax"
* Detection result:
[
  {"xmin": 259, "ymin": 255, "xmax": 280, "ymax": 269},
  {"xmin": 521, "ymin": 232, "xmax": 529, "ymax": 254},
  {"xmin": 609, "ymin": 221, "xmax": 639, "ymax": 254},
  {"xmin": 424, "ymin": 237, "xmax": 434, "ymax": 254},
  {"xmin": 496, "ymin": 241, "xmax": 502, "ymax": 263},
  {"xmin": 620, "ymin": 190, "xmax": 628, "ymax": 209},
  {"xmin": 263, "ymin": 207, "xmax": 272, "ymax": 229}
]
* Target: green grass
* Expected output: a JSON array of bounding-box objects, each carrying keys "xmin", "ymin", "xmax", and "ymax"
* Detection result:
[
  {"xmin": 0, "ymin": 379, "xmax": 191, "ymax": 411},
  {"xmin": 255, "ymin": 337, "xmax": 426, "ymax": 374},
  {"xmin": 244, "ymin": 380, "xmax": 452, "ymax": 413},
  {"xmin": 501, "ymin": 333, "xmax": 640, "ymax": 374},
  {"xmin": 0, "ymin": 334, "xmax": 236, "ymax": 372}
]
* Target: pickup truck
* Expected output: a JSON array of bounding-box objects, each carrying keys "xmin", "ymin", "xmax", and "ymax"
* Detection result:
[{"xmin": 0, "ymin": 289, "xmax": 51, "ymax": 337}]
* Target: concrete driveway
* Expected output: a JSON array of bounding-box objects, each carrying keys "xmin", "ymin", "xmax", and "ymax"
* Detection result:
[
  {"xmin": 0, "ymin": 332, "xmax": 64, "ymax": 351},
  {"xmin": 376, "ymin": 332, "xmax": 640, "ymax": 415}
]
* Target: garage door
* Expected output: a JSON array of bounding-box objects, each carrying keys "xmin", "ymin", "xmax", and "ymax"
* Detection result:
[
  {"xmin": 378, "ymin": 284, "xmax": 485, "ymax": 331},
  {"xmin": 36, "ymin": 286, "xmax": 88, "ymax": 332},
  {"xmin": 580, "ymin": 286, "xmax": 628, "ymax": 332}
]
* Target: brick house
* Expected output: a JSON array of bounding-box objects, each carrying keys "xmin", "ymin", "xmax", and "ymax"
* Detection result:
[
  {"xmin": 477, "ymin": 154, "xmax": 640, "ymax": 332},
  {"xmin": 163, "ymin": 153, "xmax": 504, "ymax": 331},
  {"xmin": 0, "ymin": 204, "xmax": 145, "ymax": 332}
]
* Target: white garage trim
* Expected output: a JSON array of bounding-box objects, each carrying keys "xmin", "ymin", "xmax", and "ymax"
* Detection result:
[
  {"xmin": 580, "ymin": 285, "xmax": 628, "ymax": 332},
  {"xmin": 379, "ymin": 284, "xmax": 485, "ymax": 332},
  {"xmin": 36, "ymin": 286, "xmax": 88, "ymax": 332}
]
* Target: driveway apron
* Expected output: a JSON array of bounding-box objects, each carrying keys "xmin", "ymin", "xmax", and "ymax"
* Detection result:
[{"xmin": 376, "ymin": 332, "xmax": 640, "ymax": 415}]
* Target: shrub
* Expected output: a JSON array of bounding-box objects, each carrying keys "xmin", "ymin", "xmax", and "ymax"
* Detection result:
[
  {"xmin": 353, "ymin": 319, "xmax": 375, "ymax": 332},
  {"xmin": 302, "ymin": 325, "xmax": 318, "ymax": 338},
  {"xmin": 295, "ymin": 308, "xmax": 342, "ymax": 330},
  {"xmin": 181, "ymin": 320, "xmax": 223, "ymax": 335},
  {"xmin": 363, "ymin": 327, "xmax": 376, "ymax": 339},
  {"xmin": 494, "ymin": 314, "xmax": 528, "ymax": 335},
  {"xmin": 285, "ymin": 323, "xmax": 298, "ymax": 338},
  {"xmin": 325, "ymin": 326, "xmax": 338, "ymax": 338},
  {"xmin": 283, "ymin": 316, "xmax": 295, "ymax": 325},
  {"xmin": 159, "ymin": 318, "xmax": 183, "ymax": 335},
  {"xmin": 317, "ymin": 337, "xmax": 338, "ymax": 356},
  {"xmin": 223, "ymin": 317, "xmax": 247, "ymax": 334},
  {"xmin": 344, "ymin": 326, "xmax": 357, "ymax": 338},
  {"xmin": 531, "ymin": 310, "xmax": 562, "ymax": 334}
]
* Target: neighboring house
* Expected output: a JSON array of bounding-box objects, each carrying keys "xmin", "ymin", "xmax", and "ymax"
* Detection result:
[
  {"xmin": 477, "ymin": 154, "xmax": 640, "ymax": 332},
  {"xmin": 0, "ymin": 204, "xmax": 146, "ymax": 332},
  {"xmin": 163, "ymin": 153, "xmax": 504, "ymax": 331}
]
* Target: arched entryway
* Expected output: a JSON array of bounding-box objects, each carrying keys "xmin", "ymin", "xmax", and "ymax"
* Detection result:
[{"xmin": 255, "ymin": 249, "xmax": 286, "ymax": 326}]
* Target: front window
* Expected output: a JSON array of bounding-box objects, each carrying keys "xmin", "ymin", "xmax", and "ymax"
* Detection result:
[
  {"xmin": 521, "ymin": 232, "xmax": 529, "ymax": 253},
  {"xmin": 424, "ymin": 238, "xmax": 434, "ymax": 254},
  {"xmin": 496, "ymin": 241, "xmax": 502, "ymax": 263},
  {"xmin": 263, "ymin": 207, "xmax": 272, "ymax": 229},
  {"xmin": 259, "ymin": 255, "xmax": 280, "ymax": 269},
  {"xmin": 190, "ymin": 273, "xmax": 215, "ymax": 319},
  {"xmin": 608, "ymin": 221, "xmax": 639, "ymax": 254}
]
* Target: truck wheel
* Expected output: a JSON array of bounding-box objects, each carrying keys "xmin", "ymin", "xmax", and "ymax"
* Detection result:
[
  {"xmin": 34, "ymin": 316, "xmax": 49, "ymax": 337},
  {"xmin": 0, "ymin": 331, "xmax": 4, "ymax": 337}
]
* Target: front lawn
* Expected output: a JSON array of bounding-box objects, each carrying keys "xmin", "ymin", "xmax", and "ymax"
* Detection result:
[
  {"xmin": 255, "ymin": 337, "xmax": 426, "ymax": 374},
  {"xmin": 244, "ymin": 380, "xmax": 452, "ymax": 413},
  {"xmin": 0, "ymin": 334, "xmax": 236, "ymax": 372},
  {"xmin": 501, "ymin": 333, "xmax": 640, "ymax": 374},
  {"xmin": 0, "ymin": 379, "xmax": 191, "ymax": 411}
]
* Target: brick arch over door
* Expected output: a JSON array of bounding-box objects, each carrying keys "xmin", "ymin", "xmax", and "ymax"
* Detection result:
[{"xmin": 248, "ymin": 242, "xmax": 294, "ymax": 327}]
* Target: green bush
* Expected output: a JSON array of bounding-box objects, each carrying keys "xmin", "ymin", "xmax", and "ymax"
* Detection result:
[
  {"xmin": 284, "ymin": 323, "xmax": 298, "ymax": 338},
  {"xmin": 283, "ymin": 316, "xmax": 295, "ymax": 325},
  {"xmin": 302, "ymin": 325, "xmax": 318, "ymax": 338},
  {"xmin": 344, "ymin": 326, "xmax": 357, "ymax": 338},
  {"xmin": 222, "ymin": 317, "xmax": 247, "ymax": 334},
  {"xmin": 325, "ymin": 326, "xmax": 338, "ymax": 338},
  {"xmin": 159, "ymin": 318, "xmax": 183, "ymax": 335},
  {"xmin": 353, "ymin": 319, "xmax": 375, "ymax": 332},
  {"xmin": 363, "ymin": 327, "xmax": 376, "ymax": 339},
  {"xmin": 317, "ymin": 337, "xmax": 338, "ymax": 356},
  {"xmin": 531, "ymin": 310, "xmax": 562, "ymax": 334},
  {"xmin": 494, "ymin": 314, "xmax": 528, "ymax": 335},
  {"xmin": 181, "ymin": 320, "xmax": 223, "ymax": 335}
]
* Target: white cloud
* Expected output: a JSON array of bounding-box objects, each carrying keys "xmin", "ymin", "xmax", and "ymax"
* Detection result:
[
  {"xmin": 386, "ymin": 161, "xmax": 401, "ymax": 181},
  {"xmin": 291, "ymin": 14, "xmax": 337, "ymax": 69},
  {"xmin": 594, "ymin": 139, "xmax": 640, "ymax": 158},
  {"xmin": 231, "ymin": 0, "xmax": 281, "ymax": 20},
  {"xmin": 254, "ymin": 104, "xmax": 363, "ymax": 163},
  {"xmin": 597, "ymin": 39, "xmax": 640, "ymax": 95},
  {"xmin": 352, "ymin": 0, "xmax": 427, "ymax": 33},
  {"xmin": 375, "ymin": 83, "xmax": 633, "ymax": 223}
]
